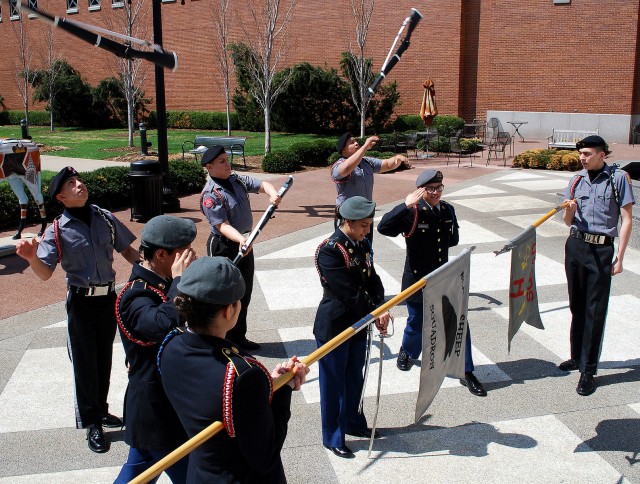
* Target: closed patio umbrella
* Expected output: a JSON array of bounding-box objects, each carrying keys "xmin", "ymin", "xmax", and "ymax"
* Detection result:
[{"xmin": 420, "ymin": 78, "xmax": 438, "ymax": 126}]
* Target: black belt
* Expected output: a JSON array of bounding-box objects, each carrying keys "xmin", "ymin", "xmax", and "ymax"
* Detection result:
[
  {"xmin": 570, "ymin": 228, "xmax": 614, "ymax": 246},
  {"xmin": 69, "ymin": 282, "xmax": 115, "ymax": 297}
]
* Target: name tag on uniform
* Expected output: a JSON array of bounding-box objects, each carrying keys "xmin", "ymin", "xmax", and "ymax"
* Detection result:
[{"xmin": 417, "ymin": 223, "xmax": 429, "ymax": 229}]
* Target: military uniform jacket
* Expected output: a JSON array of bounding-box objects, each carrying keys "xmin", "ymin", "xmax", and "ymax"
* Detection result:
[
  {"xmin": 160, "ymin": 332, "xmax": 293, "ymax": 484},
  {"xmin": 201, "ymin": 174, "xmax": 262, "ymax": 235},
  {"xmin": 36, "ymin": 204, "xmax": 136, "ymax": 287},
  {"xmin": 378, "ymin": 199, "xmax": 459, "ymax": 303},
  {"xmin": 313, "ymin": 228, "xmax": 385, "ymax": 341},
  {"xmin": 116, "ymin": 262, "xmax": 186, "ymax": 450}
]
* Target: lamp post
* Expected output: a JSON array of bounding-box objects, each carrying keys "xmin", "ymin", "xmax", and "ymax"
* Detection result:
[{"xmin": 152, "ymin": 0, "xmax": 180, "ymax": 211}]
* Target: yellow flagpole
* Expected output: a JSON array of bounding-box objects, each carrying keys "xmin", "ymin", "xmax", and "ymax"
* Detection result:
[
  {"xmin": 130, "ymin": 278, "xmax": 428, "ymax": 484},
  {"xmin": 532, "ymin": 200, "xmax": 572, "ymax": 228}
]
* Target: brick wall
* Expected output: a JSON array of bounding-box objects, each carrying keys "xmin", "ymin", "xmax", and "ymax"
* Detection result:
[{"xmin": 0, "ymin": 0, "xmax": 637, "ymax": 124}]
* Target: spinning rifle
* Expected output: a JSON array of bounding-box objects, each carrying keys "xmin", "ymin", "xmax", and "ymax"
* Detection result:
[
  {"xmin": 232, "ymin": 175, "xmax": 294, "ymax": 265},
  {"xmin": 367, "ymin": 8, "xmax": 423, "ymax": 98},
  {"xmin": 19, "ymin": 1, "xmax": 178, "ymax": 71}
]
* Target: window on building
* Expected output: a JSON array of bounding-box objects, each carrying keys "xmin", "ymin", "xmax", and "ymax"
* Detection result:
[
  {"xmin": 28, "ymin": 0, "xmax": 38, "ymax": 18},
  {"xmin": 161, "ymin": 0, "xmax": 176, "ymax": 3},
  {"xmin": 9, "ymin": 0, "xmax": 20, "ymax": 20},
  {"xmin": 89, "ymin": 0, "xmax": 101, "ymax": 11},
  {"xmin": 112, "ymin": 0, "xmax": 124, "ymax": 8},
  {"xmin": 67, "ymin": 0, "xmax": 78, "ymax": 13},
  {"xmin": 0, "ymin": 3, "xmax": 3, "ymax": 22}
]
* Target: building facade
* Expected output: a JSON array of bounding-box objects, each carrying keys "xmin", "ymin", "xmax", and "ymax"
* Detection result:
[{"xmin": 1, "ymin": 0, "xmax": 639, "ymax": 141}]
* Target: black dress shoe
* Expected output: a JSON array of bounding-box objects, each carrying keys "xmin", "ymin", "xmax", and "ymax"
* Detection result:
[
  {"xmin": 397, "ymin": 348, "xmax": 411, "ymax": 371},
  {"xmin": 576, "ymin": 373, "xmax": 596, "ymax": 396},
  {"xmin": 86, "ymin": 426, "xmax": 109, "ymax": 453},
  {"xmin": 559, "ymin": 359, "xmax": 579, "ymax": 371},
  {"xmin": 460, "ymin": 372, "xmax": 487, "ymax": 397},
  {"xmin": 324, "ymin": 444, "xmax": 355, "ymax": 459},
  {"xmin": 231, "ymin": 338, "xmax": 261, "ymax": 351},
  {"xmin": 346, "ymin": 428, "xmax": 381, "ymax": 439},
  {"xmin": 101, "ymin": 413, "xmax": 123, "ymax": 428}
]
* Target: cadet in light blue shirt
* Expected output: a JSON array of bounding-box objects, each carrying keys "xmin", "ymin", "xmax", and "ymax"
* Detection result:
[{"xmin": 560, "ymin": 136, "xmax": 635, "ymax": 396}]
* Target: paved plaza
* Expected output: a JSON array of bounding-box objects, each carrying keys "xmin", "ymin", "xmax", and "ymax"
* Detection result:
[{"xmin": 0, "ymin": 151, "xmax": 639, "ymax": 483}]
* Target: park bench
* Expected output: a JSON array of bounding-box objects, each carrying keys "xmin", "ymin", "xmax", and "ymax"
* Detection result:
[
  {"xmin": 182, "ymin": 135, "xmax": 247, "ymax": 168},
  {"xmin": 547, "ymin": 129, "xmax": 598, "ymax": 150}
]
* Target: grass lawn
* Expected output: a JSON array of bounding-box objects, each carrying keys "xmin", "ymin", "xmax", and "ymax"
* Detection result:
[{"xmin": 0, "ymin": 126, "xmax": 338, "ymax": 160}]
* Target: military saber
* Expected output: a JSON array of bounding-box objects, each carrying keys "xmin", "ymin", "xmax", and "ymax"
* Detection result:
[
  {"xmin": 232, "ymin": 175, "xmax": 294, "ymax": 265},
  {"xmin": 367, "ymin": 8, "xmax": 423, "ymax": 98},
  {"xmin": 493, "ymin": 200, "xmax": 573, "ymax": 256},
  {"xmin": 130, "ymin": 277, "xmax": 428, "ymax": 484},
  {"xmin": 20, "ymin": 1, "xmax": 178, "ymax": 71}
]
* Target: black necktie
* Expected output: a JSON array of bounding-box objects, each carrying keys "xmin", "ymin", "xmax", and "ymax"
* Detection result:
[{"xmin": 432, "ymin": 205, "xmax": 440, "ymax": 216}]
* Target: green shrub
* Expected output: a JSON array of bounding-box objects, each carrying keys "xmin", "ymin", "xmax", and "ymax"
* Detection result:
[
  {"xmin": 0, "ymin": 160, "xmax": 206, "ymax": 230},
  {"xmin": 261, "ymin": 150, "xmax": 301, "ymax": 173},
  {"xmin": 432, "ymin": 115, "xmax": 465, "ymax": 138},
  {"xmin": 513, "ymin": 148, "xmax": 580, "ymax": 170},
  {"xmin": 2, "ymin": 110, "xmax": 50, "ymax": 126},
  {"xmin": 428, "ymin": 136, "xmax": 451, "ymax": 153},
  {"xmin": 288, "ymin": 140, "xmax": 337, "ymax": 167},
  {"xmin": 147, "ymin": 111, "xmax": 239, "ymax": 130},
  {"xmin": 391, "ymin": 115, "xmax": 425, "ymax": 132}
]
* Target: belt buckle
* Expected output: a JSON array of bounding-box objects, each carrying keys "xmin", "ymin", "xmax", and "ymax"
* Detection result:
[{"xmin": 89, "ymin": 285, "xmax": 110, "ymax": 297}]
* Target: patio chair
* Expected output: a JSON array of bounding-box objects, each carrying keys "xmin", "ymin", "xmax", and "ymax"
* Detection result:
[
  {"xmin": 632, "ymin": 124, "xmax": 640, "ymax": 146},
  {"xmin": 377, "ymin": 133, "xmax": 397, "ymax": 153},
  {"xmin": 487, "ymin": 131, "xmax": 512, "ymax": 166},
  {"xmin": 447, "ymin": 136, "xmax": 474, "ymax": 167},
  {"xmin": 396, "ymin": 132, "xmax": 418, "ymax": 158}
]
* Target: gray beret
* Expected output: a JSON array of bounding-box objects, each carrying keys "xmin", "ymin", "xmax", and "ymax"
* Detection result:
[
  {"xmin": 201, "ymin": 145, "xmax": 226, "ymax": 166},
  {"xmin": 50, "ymin": 166, "xmax": 80, "ymax": 198},
  {"xmin": 177, "ymin": 256, "xmax": 246, "ymax": 305},
  {"xmin": 336, "ymin": 132, "xmax": 353, "ymax": 154},
  {"xmin": 339, "ymin": 196, "xmax": 376, "ymax": 220},
  {"xmin": 141, "ymin": 215, "xmax": 197, "ymax": 250},
  {"xmin": 416, "ymin": 169, "xmax": 443, "ymax": 187}
]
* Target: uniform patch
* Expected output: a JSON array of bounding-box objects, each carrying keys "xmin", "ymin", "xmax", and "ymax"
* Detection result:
[{"xmin": 203, "ymin": 197, "xmax": 215, "ymax": 209}]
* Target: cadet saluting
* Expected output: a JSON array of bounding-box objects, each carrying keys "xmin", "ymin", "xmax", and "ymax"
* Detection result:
[
  {"xmin": 314, "ymin": 196, "xmax": 391, "ymax": 459},
  {"xmin": 377, "ymin": 169, "xmax": 487, "ymax": 397},
  {"xmin": 114, "ymin": 215, "xmax": 197, "ymax": 483},
  {"xmin": 16, "ymin": 166, "xmax": 140, "ymax": 453},
  {"xmin": 560, "ymin": 135, "xmax": 635, "ymax": 396},
  {"xmin": 200, "ymin": 145, "xmax": 281, "ymax": 351},
  {"xmin": 159, "ymin": 256, "xmax": 309, "ymax": 482}
]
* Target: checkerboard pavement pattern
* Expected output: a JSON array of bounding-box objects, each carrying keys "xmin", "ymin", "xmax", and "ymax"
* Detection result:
[{"xmin": 1, "ymin": 169, "xmax": 639, "ymax": 483}]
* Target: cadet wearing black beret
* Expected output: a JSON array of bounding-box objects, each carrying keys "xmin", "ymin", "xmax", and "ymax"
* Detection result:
[
  {"xmin": 313, "ymin": 196, "xmax": 391, "ymax": 458},
  {"xmin": 16, "ymin": 166, "xmax": 140, "ymax": 453},
  {"xmin": 114, "ymin": 215, "xmax": 197, "ymax": 483},
  {"xmin": 378, "ymin": 170, "xmax": 487, "ymax": 396},
  {"xmin": 159, "ymin": 256, "xmax": 308, "ymax": 482}
]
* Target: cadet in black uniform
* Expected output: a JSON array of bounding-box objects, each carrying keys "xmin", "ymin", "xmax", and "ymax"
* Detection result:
[
  {"xmin": 378, "ymin": 169, "xmax": 486, "ymax": 397},
  {"xmin": 314, "ymin": 196, "xmax": 391, "ymax": 459},
  {"xmin": 15, "ymin": 166, "xmax": 140, "ymax": 453},
  {"xmin": 561, "ymin": 135, "xmax": 635, "ymax": 396},
  {"xmin": 114, "ymin": 215, "xmax": 197, "ymax": 483},
  {"xmin": 200, "ymin": 145, "xmax": 281, "ymax": 350},
  {"xmin": 159, "ymin": 256, "xmax": 309, "ymax": 483}
]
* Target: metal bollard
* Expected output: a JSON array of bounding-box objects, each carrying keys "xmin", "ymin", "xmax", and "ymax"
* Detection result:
[
  {"xmin": 20, "ymin": 119, "xmax": 28, "ymax": 139},
  {"xmin": 140, "ymin": 122, "xmax": 148, "ymax": 155}
]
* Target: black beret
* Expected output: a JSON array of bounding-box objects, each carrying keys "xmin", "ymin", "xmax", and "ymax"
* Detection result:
[
  {"xmin": 140, "ymin": 215, "xmax": 197, "ymax": 250},
  {"xmin": 339, "ymin": 196, "xmax": 376, "ymax": 220},
  {"xmin": 201, "ymin": 145, "xmax": 226, "ymax": 166},
  {"xmin": 49, "ymin": 166, "xmax": 80, "ymax": 198},
  {"xmin": 576, "ymin": 135, "xmax": 610, "ymax": 155},
  {"xmin": 336, "ymin": 132, "xmax": 353, "ymax": 154},
  {"xmin": 416, "ymin": 169, "xmax": 443, "ymax": 187},
  {"xmin": 177, "ymin": 256, "xmax": 246, "ymax": 305}
]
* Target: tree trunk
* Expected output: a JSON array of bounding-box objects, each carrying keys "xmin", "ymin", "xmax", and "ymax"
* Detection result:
[
  {"xmin": 128, "ymin": 100, "xmax": 134, "ymax": 147},
  {"xmin": 49, "ymin": 91, "xmax": 54, "ymax": 132},
  {"xmin": 360, "ymin": 109, "xmax": 366, "ymax": 138},
  {"xmin": 264, "ymin": 104, "xmax": 271, "ymax": 154}
]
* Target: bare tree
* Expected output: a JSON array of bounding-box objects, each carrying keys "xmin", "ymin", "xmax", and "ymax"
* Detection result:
[
  {"xmin": 40, "ymin": 26, "xmax": 63, "ymax": 131},
  {"xmin": 344, "ymin": 0, "xmax": 375, "ymax": 138},
  {"xmin": 211, "ymin": 0, "xmax": 233, "ymax": 136},
  {"xmin": 242, "ymin": 0, "xmax": 297, "ymax": 153},
  {"xmin": 105, "ymin": 0, "xmax": 150, "ymax": 147},
  {"xmin": 11, "ymin": 4, "xmax": 32, "ymax": 125}
]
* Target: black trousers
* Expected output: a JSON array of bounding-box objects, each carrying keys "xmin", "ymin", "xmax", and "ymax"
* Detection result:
[
  {"xmin": 66, "ymin": 290, "xmax": 117, "ymax": 428},
  {"xmin": 207, "ymin": 233, "xmax": 254, "ymax": 342},
  {"xmin": 564, "ymin": 236, "xmax": 614, "ymax": 375}
]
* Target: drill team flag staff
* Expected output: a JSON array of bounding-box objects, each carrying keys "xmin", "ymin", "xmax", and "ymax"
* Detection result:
[
  {"xmin": 507, "ymin": 226, "xmax": 544, "ymax": 351},
  {"xmin": 415, "ymin": 248, "xmax": 472, "ymax": 422}
]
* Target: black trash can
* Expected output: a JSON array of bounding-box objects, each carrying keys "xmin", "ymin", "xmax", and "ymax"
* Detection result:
[{"xmin": 129, "ymin": 160, "xmax": 163, "ymax": 222}]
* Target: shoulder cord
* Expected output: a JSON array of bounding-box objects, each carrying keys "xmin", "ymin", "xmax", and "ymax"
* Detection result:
[
  {"xmin": 222, "ymin": 355, "xmax": 273, "ymax": 437},
  {"xmin": 115, "ymin": 280, "xmax": 168, "ymax": 347},
  {"xmin": 329, "ymin": 158, "xmax": 352, "ymax": 184},
  {"xmin": 200, "ymin": 184, "xmax": 226, "ymax": 214},
  {"xmin": 569, "ymin": 174, "xmax": 583, "ymax": 199},
  {"xmin": 314, "ymin": 238, "xmax": 350, "ymax": 283},
  {"xmin": 156, "ymin": 327, "xmax": 184, "ymax": 375},
  {"xmin": 53, "ymin": 216, "xmax": 63, "ymax": 263},
  {"xmin": 403, "ymin": 206, "xmax": 419, "ymax": 238}
]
